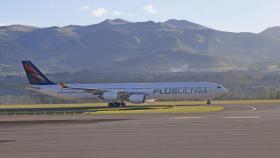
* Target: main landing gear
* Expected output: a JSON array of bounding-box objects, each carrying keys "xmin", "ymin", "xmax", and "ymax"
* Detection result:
[
  {"xmin": 108, "ymin": 102, "xmax": 126, "ymax": 107},
  {"xmin": 207, "ymin": 98, "xmax": 211, "ymax": 105}
]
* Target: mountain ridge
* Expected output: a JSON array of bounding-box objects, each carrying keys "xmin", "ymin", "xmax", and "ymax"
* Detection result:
[{"xmin": 0, "ymin": 19, "xmax": 280, "ymax": 75}]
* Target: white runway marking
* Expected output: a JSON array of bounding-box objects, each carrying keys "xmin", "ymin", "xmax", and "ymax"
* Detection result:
[
  {"xmin": 169, "ymin": 117, "xmax": 202, "ymax": 119},
  {"xmin": 224, "ymin": 116, "xmax": 260, "ymax": 119}
]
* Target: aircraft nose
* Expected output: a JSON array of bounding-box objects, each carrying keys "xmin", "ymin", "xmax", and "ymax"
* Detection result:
[{"xmin": 223, "ymin": 87, "xmax": 229, "ymax": 93}]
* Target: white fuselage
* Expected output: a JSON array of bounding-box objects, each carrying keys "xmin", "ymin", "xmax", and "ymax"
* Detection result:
[{"xmin": 27, "ymin": 82, "xmax": 228, "ymax": 102}]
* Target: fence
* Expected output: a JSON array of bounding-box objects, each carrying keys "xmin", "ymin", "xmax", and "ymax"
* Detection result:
[{"xmin": 0, "ymin": 110, "xmax": 93, "ymax": 116}]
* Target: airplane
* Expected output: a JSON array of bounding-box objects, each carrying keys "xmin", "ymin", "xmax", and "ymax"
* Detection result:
[{"xmin": 22, "ymin": 61, "xmax": 228, "ymax": 107}]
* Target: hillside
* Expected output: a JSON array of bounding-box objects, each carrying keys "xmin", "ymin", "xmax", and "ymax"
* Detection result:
[{"xmin": 1, "ymin": 19, "xmax": 280, "ymax": 75}]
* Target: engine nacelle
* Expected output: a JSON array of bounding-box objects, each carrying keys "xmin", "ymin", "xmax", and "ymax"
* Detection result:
[
  {"xmin": 128, "ymin": 94, "xmax": 145, "ymax": 103},
  {"xmin": 102, "ymin": 91, "xmax": 119, "ymax": 101}
]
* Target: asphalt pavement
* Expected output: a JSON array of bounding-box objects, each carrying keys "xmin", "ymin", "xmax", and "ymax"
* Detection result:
[{"xmin": 0, "ymin": 104, "xmax": 280, "ymax": 158}]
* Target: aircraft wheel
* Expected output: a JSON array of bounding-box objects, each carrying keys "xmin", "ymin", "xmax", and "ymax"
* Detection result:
[
  {"xmin": 120, "ymin": 102, "xmax": 126, "ymax": 107},
  {"xmin": 207, "ymin": 99, "xmax": 211, "ymax": 105},
  {"xmin": 108, "ymin": 102, "xmax": 122, "ymax": 107},
  {"xmin": 115, "ymin": 102, "xmax": 121, "ymax": 107}
]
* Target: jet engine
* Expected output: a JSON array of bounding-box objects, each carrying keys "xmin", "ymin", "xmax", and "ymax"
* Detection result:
[
  {"xmin": 102, "ymin": 91, "xmax": 119, "ymax": 101},
  {"xmin": 128, "ymin": 94, "xmax": 145, "ymax": 103}
]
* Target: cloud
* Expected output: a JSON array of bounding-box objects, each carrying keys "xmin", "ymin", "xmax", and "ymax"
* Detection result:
[
  {"xmin": 112, "ymin": 10, "xmax": 122, "ymax": 16},
  {"xmin": 80, "ymin": 5, "xmax": 91, "ymax": 11},
  {"xmin": 143, "ymin": 4, "xmax": 157, "ymax": 14},
  {"xmin": 49, "ymin": 3, "xmax": 56, "ymax": 9},
  {"xmin": 92, "ymin": 8, "xmax": 108, "ymax": 17},
  {"xmin": 80, "ymin": 6, "xmax": 123, "ymax": 18}
]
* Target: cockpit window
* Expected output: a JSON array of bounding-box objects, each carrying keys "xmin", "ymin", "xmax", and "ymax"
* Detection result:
[{"xmin": 217, "ymin": 86, "xmax": 222, "ymax": 88}]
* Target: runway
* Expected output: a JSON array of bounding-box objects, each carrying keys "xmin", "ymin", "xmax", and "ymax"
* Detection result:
[{"xmin": 1, "ymin": 104, "xmax": 280, "ymax": 158}]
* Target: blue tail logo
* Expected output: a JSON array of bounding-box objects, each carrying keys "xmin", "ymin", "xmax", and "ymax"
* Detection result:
[{"xmin": 22, "ymin": 61, "xmax": 55, "ymax": 85}]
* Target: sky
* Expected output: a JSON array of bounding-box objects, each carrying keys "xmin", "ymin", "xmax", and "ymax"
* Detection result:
[{"xmin": 1, "ymin": 0, "xmax": 280, "ymax": 33}]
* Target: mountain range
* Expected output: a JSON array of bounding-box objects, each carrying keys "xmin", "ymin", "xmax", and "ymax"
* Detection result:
[{"xmin": 1, "ymin": 18, "xmax": 280, "ymax": 76}]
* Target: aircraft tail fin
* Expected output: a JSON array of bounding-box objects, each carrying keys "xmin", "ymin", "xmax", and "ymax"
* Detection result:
[{"xmin": 22, "ymin": 61, "xmax": 55, "ymax": 85}]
